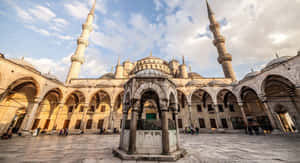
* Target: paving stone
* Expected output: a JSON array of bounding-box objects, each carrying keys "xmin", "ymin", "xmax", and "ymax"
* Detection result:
[{"xmin": 0, "ymin": 134, "xmax": 299, "ymax": 162}]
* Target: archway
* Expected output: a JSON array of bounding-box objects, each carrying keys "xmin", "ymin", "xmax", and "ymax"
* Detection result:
[
  {"xmin": 34, "ymin": 89, "xmax": 62, "ymax": 132},
  {"xmin": 113, "ymin": 91, "xmax": 124, "ymax": 131},
  {"xmin": 58, "ymin": 91, "xmax": 85, "ymax": 130},
  {"xmin": 191, "ymin": 89, "xmax": 215, "ymax": 129},
  {"xmin": 241, "ymin": 86, "xmax": 273, "ymax": 132},
  {"xmin": 177, "ymin": 90, "xmax": 187, "ymax": 129},
  {"xmin": 0, "ymin": 78, "xmax": 38, "ymax": 135},
  {"xmin": 217, "ymin": 89, "xmax": 244, "ymax": 129},
  {"xmin": 263, "ymin": 75, "xmax": 300, "ymax": 132},
  {"xmin": 88, "ymin": 90, "xmax": 111, "ymax": 131}
]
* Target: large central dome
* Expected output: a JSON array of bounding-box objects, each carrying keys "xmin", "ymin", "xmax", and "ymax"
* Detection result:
[{"xmin": 131, "ymin": 54, "xmax": 171, "ymax": 75}]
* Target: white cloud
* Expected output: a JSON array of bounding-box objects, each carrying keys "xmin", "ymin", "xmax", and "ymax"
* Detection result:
[
  {"xmin": 153, "ymin": 0, "xmax": 163, "ymax": 11},
  {"xmin": 269, "ymin": 33, "xmax": 288, "ymax": 44},
  {"xmin": 15, "ymin": 6, "xmax": 33, "ymax": 22},
  {"xmin": 25, "ymin": 25, "xmax": 50, "ymax": 36},
  {"xmin": 28, "ymin": 5, "xmax": 56, "ymax": 22},
  {"xmin": 65, "ymin": 1, "xmax": 90, "ymax": 20}
]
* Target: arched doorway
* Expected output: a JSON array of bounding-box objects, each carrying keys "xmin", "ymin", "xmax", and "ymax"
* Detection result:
[
  {"xmin": 0, "ymin": 78, "xmax": 38, "ymax": 135},
  {"xmin": 177, "ymin": 90, "xmax": 187, "ymax": 129},
  {"xmin": 59, "ymin": 91, "xmax": 85, "ymax": 130},
  {"xmin": 89, "ymin": 90, "xmax": 111, "ymax": 131},
  {"xmin": 263, "ymin": 75, "xmax": 300, "ymax": 132},
  {"xmin": 113, "ymin": 91, "xmax": 124, "ymax": 131},
  {"xmin": 217, "ymin": 89, "xmax": 244, "ymax": 130},
  {"xmin": 191, "ymin": 89, "xmax": 215, "ymax": 129},
  {"xmin": 34, "ymin": 89, "xmax": 62, "ymax": 132},
  {"xmin": 241, "ymin": 86, "xmax": 273, "ymax": 132}
]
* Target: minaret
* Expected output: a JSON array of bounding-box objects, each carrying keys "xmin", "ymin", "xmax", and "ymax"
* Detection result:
[
  {"xmin": 180, "ymin": 56, "xmax": 188, "ymax": 78},
  {"xmin": 65, "ymin": 0, "xmax": 96, "ymax": 83},
  {"xmin": 115, "ymin": 56, "xmax": 124, "ymax": 78},
  {"xmin": 206, "ymin": 0, "xmax": 236, "ymax": 81}
]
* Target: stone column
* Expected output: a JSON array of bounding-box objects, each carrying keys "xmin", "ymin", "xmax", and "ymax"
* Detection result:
[
  {"xmin": 128, "ymin": 102, "xmax": 139, "ymax": 154},
  {"xmin": 214, "ymin": 104, "xmax": 222, "ymax": 128},
  {"xmin": 174, "ymin": 110, "xmax": 180, "ymax": 150},
  {"xmin": 188, "ymin": 104, "xmax": 193, "ymax": 127},
  {"xmin": 119, "ymin": 108, "xmax": 128, "ymax": 150},
  {"xmin": 259, "ymin": 96, "xmax": 280, "ymax": 131},
  {"xmin": 52, "ymin": 103, "xmax": 64, "ymax": 130},
  {"xmin": 80, "ymin": 104, "xmax": 89, "ymax": 131},
  {"xmin": 161, "ymin": 101, "xmax": 170, "ymax": 155},
  {"xmin": 108, "ymin": 103, "xmax": 114, "ymax": 130},
  {"xmin": 238, "ymin": 103, "xmax": 248, "ymax": 127},
  {"xmin": 23, "ymin": 97, "xmax": 42, "ymax": 131}
]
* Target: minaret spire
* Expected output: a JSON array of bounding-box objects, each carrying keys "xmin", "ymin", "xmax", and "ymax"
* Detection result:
[
  {"xmin": 65, "ymin": 0, "xmax": 96, "ymax": 83},
  {"xmin": 206, "ymin": 0, "xmax": 236, "ymax": 81}
]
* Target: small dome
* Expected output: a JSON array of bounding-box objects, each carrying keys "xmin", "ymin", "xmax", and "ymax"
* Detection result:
[
  {"xmin": 208, "ymin": 80, "xmax": 227, "ymax": 86},
  {"xmin": 188, "ymin": 72, "xmax": 203, "ymax": 78},
  {"xmin": 244, "ymin": 71, "xmax": 260, "ymax": 79},
  {"xmin": 265, "ymin": 56, "xmax": 292, "ymax": 68},
  {"xmin": 186, "ymin": 80, "xmax": 203, "ymax": 86},
  {"xmin": 10, "ymin": 58, "xmax": 37, "ymax": 71},
  {"xmin": 135, "ymin": 69, "xmax": 167, "ymax": 77},
  {"xmin": 99, "ymin": 73, "xmax": 115, "ymax": 79}
]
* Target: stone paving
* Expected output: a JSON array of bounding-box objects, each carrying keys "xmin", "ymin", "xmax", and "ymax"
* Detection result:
[{"xmin": 0, "ymin": 133, "xmax": 299, "ymax": 163}]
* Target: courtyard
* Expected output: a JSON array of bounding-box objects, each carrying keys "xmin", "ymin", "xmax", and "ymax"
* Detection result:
[{"xmin": 0, "ymin": 133, "xmax": 299, "ymax": 163}]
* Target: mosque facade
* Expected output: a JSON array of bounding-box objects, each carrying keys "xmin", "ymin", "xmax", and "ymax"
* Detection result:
[{"xmin": 0, "ymin": 1, "xmax": 300, "ymax": 136}]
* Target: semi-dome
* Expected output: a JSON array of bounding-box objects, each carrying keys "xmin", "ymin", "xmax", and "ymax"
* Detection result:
[
  {"xmin": 132, "ymin": 54, "xmax": 171, "ymax": 75},
  {"xmin": 265, "ymin": 56, "xmax": 292, "ymax": 68},
  {"xmin": 188, "ymin": 72, "xmax": 203, "ymax": 78},
  {"xmin": 208, "ymin": 80, "xmax": 227, "ymax": 86},
  {"xmin": 244, "ymin": 71, "xmax": 260, "ymax": 79},
  {"xmin": 135, "ymin": 69, "xmax": 167, "ymax": 77},
  {"xmin": 99, "ymin": 73, "xmax": 114, "ymax": 79}
]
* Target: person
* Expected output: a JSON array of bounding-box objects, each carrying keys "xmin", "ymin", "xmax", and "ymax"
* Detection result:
[
  {"xmin": 59, "ymin": 129, "xmax": 63, "ymax": 136},
  {"xmin": 65, "ymin": 128, "xmax": 69, "ymax": 136},
  {"xmin": 37, "ymin": 127, "xmax": 41, "ymax": 136},
  {"xmin": 80, "ymin": 129, "xmax": 84, "ymax": 134}
]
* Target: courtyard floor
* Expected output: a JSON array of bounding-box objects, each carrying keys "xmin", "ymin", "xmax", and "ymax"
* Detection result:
[{"xmin": 0, "ymin": 133, "xmax": 299, "ymax": 163}]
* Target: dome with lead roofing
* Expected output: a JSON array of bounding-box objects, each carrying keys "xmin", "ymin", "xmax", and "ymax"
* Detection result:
[{"xmin": 265, "ymin": 56, "xmax": 292, "ymax": 68}]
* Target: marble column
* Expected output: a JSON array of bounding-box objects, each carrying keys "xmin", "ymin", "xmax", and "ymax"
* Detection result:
[
  {"xmin": 52, "ymin": 103, "xmax": 64, "ymax": 130},
  {"xmin": 119, "ymin": 108, "xmax": 128, "ymax": 150},
  {"xmin": 174, "ymin": 110, "xmax": 180, "ymax": 150},
  {"xmin": 128, "ymin": 102, "xmax": 138, "ymax": 154},
  {"xmin": 80, "ymin": 104, "xmax": 89, "ymax": 131},
  {"xmin": 161, "ymin": 101, "xmax": 170, "ymax": 155},
  {"xmin": 214, "ymin": 104, "xmax": 222, "ymax": 128},
  {"xmin": 188, "ymin": 104, "xmax": 193, "ymax": 127},
  {"xmin": 238, "ymin": 103, "xmax": 248, "ymax": 127},
  {"xmin": 108, "ymin": 103, "xmax": 114, "ymax": 130},
  {"xmin": 23, "ymin": 97, "xmax": 42, "ymax": 131},
  {"xmin": 259, "ymin": 96, "xmax": 279, "ymax": 130}
]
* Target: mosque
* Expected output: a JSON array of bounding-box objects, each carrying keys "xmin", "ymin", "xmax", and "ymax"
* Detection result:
[{"xmin": 0, "ymin": 0, "xmax": 300, "ymax": 137}]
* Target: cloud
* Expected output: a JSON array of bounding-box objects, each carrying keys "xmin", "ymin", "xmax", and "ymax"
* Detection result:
[
  {"xmin": 15, "ymin": 6, "xmax": 33, "ymax": 22},
  {"xmin": 28, "ymin": 5, "xmax": 56, "ymax": 22},
  {"xmin": 25, "ymin": 25, "xmax": 50, "ymax": 36},
  {"xmin": 65, "ymin": 1, "xmax": 90, "ymax": 20}
]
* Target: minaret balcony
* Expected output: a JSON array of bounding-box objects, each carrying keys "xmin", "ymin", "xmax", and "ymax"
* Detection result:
[
  {"xmin": 77, "ymin": 37, "xmax": 89, "ymax": 47},
  {"xmin": 213, "ymin": 37, "xmax": 226, "ymax": 46},
  {"xmin": 82, "ymin": 24, "xmax": 93, "ymax": 32}
]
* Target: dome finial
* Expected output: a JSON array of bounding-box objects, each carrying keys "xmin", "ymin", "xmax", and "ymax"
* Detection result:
[
  {"xmin": 182, "ymin": 56, "xmax": 185, "ymax": 64},
  {"xmin": 117, "ymin": 56, "xmax": 121, "ymax": 65},
  {"xmin": 150, "ymin": 51, "xmax": 152, "ymax": 57},
  {"xmin": 275, "ymin": 52, "xmax": 280, "ymax": 58}
]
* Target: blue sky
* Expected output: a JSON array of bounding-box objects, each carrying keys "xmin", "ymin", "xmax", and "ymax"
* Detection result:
[{"xmin": 1, "ymin": 0, "xmax": 300, "ymax": 81}]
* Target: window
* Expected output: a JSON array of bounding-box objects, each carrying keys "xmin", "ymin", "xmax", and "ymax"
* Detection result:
[
  {"xmin": 210, "ymin": 119, "xmax": 217, "ymax": 128},
  {"xmin": 198, "ymin": 118, "xmax": 206, "ymax": 128},
  {"xmin": 89, "ymin": 105, "xmax": 95, "ymax": 112},
  {"xmin": 86, "ymin": 119, "xmax": 93, "ymax": 129},
  {"xmin": 80, "ymin": 106, "xmax": 84, "ymax": 112},
  {"xmin": 229, "ymin": 104, "xmax": 235, "ymax": 112},
  {"xmin": 63, "ymin": 120, "xmax": 70, "ymax": 129},
  {"xmin": 101, "ymin": 106, "xmax": 106, "ymax": 112},
  {"xmin": 43, "ymin": 119, "xmax": 51, "ymax": 129},
  {"xmin": 208, "ymin": 104, "xmax": 214, "ymax": 112},
  {"xmin": 221, "ymin": 119, "xmax": 228, "ymax": 128},
  {"xmin": 97, "ymin": 119, "xmax": 104, "ymax": 129},
  {"xmin": 197, "ymin": 104, "xmax": 202, "ymax": 112},
  {"xmin": 31, "ymin": 119, "xmax": 40, "ymax": 130},
  {"xmin": 218, "ymin": 104, "xmax": 224, "ymax": 112},
  {"xmin": 178, "ymin": 119, "xmax": 183, "ymax": 128},
  {"xmin": 75, "ymin": 120, "xmax": 81, "ymax": 129},
  {"xmin": 68, "ymin": 106, "xmax": 74, "ymax": 113}
]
